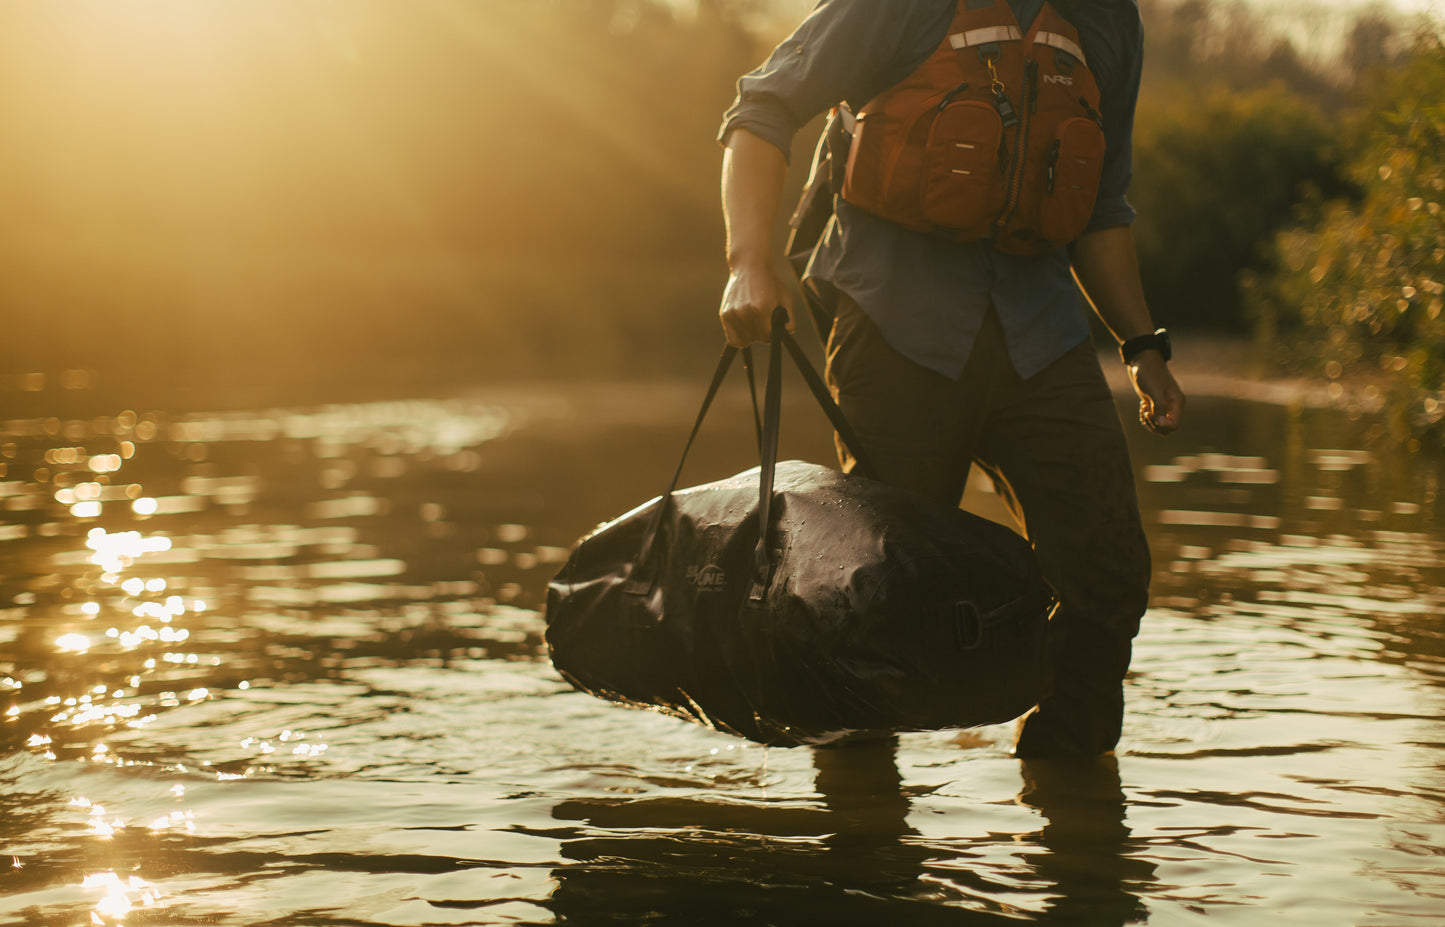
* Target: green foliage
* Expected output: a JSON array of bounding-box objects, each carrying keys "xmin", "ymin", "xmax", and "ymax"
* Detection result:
[
  {"xmin": 1250, "ymin": 35, "xmax": 1445, "ymax": 439},
  {"xmin": 1131, "ymin": 84, "xmax": 1343, "ymax": 329}
]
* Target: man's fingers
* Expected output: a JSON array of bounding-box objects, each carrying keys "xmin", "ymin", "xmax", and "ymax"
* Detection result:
[
  {"xmin": 719, "ymin": 267, "xmax": 792, "ymax": 347},
  {"xmin": 781, "ymin": 301, "xmax": 799, "ymax": 334},
  {"xmin": 719, "ymin": 298, "xmax": 768, "ymax": 346},
  {"xmin": 1138, "ymin": 386, "xmax": 1183, "ymax": 435},
  {"xmin": 1129, "ymin": 355, "xmax": 1185, "ymax": 436},
  {"xmin": 719, "ymin": 307, "xmax": 750, "ymax": 348}
]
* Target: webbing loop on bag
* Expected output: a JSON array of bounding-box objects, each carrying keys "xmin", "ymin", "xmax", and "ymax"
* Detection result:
[{"xmin": 625, "ymin": 308, "xmax": 881, "ymax": 598}]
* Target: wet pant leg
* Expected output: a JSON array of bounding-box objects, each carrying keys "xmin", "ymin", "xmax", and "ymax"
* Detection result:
[
  {"xmin": 824, "ymin": 295, "xmax": 1151, "ymax": 756},
  {"xmin": 972, "ymin": 340, "xmax": 1151, "ymax": 756}
]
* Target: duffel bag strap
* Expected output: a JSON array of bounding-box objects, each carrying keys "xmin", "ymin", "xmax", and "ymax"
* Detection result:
[
  {"xmin": 741, "ymin": 346, "xmax": 763, "ymax": 455},
  {"xmin": 751, "ymin": 308, "xmax": 882, "ymax": 596},
  {"xmin": 628, "ymin": 310, "xmax": 881, "ymax": 597},
  {"xmin": 753, "ymin": 320, "xmax": 785, "ymax": 593},
  {"xmin": 654, "ymin": 343, "xmax": 763, "ymax": 501},
  {"xmin": 771, "ymin": 309, "xmax": 880, "ymax": 482},
  {"xmin": 624, "ymin": 344, "xmax": 740, "ymax": 595}
]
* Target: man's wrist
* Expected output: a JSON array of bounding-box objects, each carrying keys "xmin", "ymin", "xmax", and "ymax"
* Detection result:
[
  {"xmin": 1119, "ymin": 328, "xmax": 1171, "ymax": 365},
  {"xmin": 726, "ymin": 249, "xmax": 774, "ymax": 273}
]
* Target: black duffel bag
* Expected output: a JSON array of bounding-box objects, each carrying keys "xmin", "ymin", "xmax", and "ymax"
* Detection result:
[{"xmin": 545, "ymin": 313, "xmax": 1055, "ymax": 746}]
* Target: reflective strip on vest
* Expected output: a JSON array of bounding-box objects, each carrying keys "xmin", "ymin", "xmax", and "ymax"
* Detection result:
[
  {"xmin": 947, "ymin": 25, "xmax": 1022, "ymax": 50},
  {"xmin": 1033, "ymin": 30, "xmax": 1086, "ymax": 66}
]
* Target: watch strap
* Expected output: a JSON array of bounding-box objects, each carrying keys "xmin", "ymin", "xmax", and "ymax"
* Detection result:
[{"xmin": 1119, "ymin": 328, "xmax": 1171, "ymax": 364}]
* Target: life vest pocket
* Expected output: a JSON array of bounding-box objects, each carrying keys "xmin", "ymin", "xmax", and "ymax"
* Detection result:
[
  {"xmin": 920, "ymin": 101, "xmax": 1006, "ymax": 238},
  {"xmin": 842, "ymin": 111, "xmax": 892, "ymax": 215},
  {"xmin": 1037, "ymin": 116, "xmax": 1105, "ymax": 245}
]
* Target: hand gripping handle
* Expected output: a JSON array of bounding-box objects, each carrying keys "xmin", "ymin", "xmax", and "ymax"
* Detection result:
[{"xmin": 626, "ymin": 308, "xmax": 879, "ymax": 598}]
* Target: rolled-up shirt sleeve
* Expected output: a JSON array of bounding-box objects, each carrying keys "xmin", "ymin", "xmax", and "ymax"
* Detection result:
[
  {"xmin": 717, "ymin": 0, "xmax": 949, "ymax": 163},
  {"xmin": 1083, "ymin": 6, "xmax": 1144, "ymax": 232}
]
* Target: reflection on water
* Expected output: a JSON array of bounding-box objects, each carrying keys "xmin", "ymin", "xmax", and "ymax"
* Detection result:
[{"xmin": 1, "ymin": 384, "xmax": 1443, "ymax": 925}]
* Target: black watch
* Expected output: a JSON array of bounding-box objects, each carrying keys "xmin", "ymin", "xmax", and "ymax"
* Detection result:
[{"xmin": 1119, "ymin": 328, "xmax": 1171, "ymax": 365}]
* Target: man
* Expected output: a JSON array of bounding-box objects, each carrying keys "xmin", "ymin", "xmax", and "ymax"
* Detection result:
[{"xmin": 716, "ymin": 0, "xmax": 1184, "ymax": 756}]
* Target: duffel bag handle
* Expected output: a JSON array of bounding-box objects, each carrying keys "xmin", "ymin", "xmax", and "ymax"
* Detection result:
[
  {"xmin": 767, "ymin": 307, "xmax": 878, "ymax": 483},
  {"xmin": 624, "ymin": 308, "xmax": 879, "ymax": 597}
]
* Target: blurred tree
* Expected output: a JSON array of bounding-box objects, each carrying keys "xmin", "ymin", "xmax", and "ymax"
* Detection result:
[
  {"xmin": 1121, "ymin": 0, "xmax": 1429, "ymax": 332},
  {"xmin": 1249, "ymin": 34, "xmax": 1445, "ymax": 442},
  {"xmin": 1138, "ymin": 0, "xmax": 1343, "ymax": 109},
  {"xmin": 1131, "ymin": 85, "xmax": 1343, "ymax": 330},
  {"xmin": 1345, "ymin": 9, "xmax": 1402, "ymax": 77}
]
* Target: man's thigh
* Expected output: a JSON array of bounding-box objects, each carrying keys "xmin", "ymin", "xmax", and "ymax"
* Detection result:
[
  {"xmin": 824, "ymin": 296, "xmax": 984, "ymax": 504},
  {"xmin": 975, "ymin": 341, "xmax": 1151, "ymax": 638}
]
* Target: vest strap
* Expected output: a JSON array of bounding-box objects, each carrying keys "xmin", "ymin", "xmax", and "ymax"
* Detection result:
[
  {"xmin": 1033, "ymin": 30, "xmax": 1086, "ymax": 65},
  {"xmin": 947, "ymin": 25, "xmax": 1022, "ymax": 50}
]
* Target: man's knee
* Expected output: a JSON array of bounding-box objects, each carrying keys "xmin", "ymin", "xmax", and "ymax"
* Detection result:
[{"xmin": 1039, "ymin": 508, "xmax": 1151, "ymax": 641}]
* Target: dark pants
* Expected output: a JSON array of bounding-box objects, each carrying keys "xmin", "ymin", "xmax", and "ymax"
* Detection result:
[{"xmin": 825, "ymin": 295, "xmax": 1151, "ymax": 756}]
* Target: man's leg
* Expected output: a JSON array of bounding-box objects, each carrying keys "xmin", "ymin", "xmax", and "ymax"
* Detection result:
[
  {"xmin": 974, "ymin": 340, "xmax": 1152, "ymax": 756},
  {"xmin": 824, "ymin": 295, "xmax": 996, "ymax": 501},
  {"xmin": 825, "ymin": 294, "xmax": 1150, "ymax": 755}
]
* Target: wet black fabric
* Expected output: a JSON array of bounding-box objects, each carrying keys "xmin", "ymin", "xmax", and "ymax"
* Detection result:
[
  {"xmin": 824, "ymin": 295, "xmax": 1150, "ymax": 755},
  {"xmin": 546, "ymin": 329, "xmax": 1055, "ymax": 746}
]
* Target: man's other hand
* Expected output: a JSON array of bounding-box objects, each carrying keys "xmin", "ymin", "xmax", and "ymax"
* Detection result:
[{"xmin": 1128, "ymin": 352, "xmax": 1184, "ymax": 435}]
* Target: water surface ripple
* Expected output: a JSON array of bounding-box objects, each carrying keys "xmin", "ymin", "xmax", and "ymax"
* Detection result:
[{"xmin": 1, "ymin": 385, "xmax": 1442, "ymax": 925}]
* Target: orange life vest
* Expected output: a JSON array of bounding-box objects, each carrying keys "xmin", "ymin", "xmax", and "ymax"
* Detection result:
[{"xmin": 839, "ymin": 0, "xmax": 1106, "ymax": 254}]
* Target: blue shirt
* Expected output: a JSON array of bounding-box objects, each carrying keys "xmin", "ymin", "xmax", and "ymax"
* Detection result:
[{"xmin": 719, "ymin": 0, "xmax": 1144, "ymax": 379}]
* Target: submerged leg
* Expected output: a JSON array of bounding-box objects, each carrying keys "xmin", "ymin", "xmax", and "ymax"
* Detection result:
[{"xmin": 975, "ymin": 340, "xmax": 1151, "ymax": 756}]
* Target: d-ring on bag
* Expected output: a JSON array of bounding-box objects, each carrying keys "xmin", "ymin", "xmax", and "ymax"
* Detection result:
[{"xmin": 545, "ymin": 310, "xmax": 1055, "ymax": 746}]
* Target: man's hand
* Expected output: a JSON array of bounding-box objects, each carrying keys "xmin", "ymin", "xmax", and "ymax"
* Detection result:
[
  {"xmin": 719, "ymin": 260, "xmax": 795, "ymax": 347},
  {"xmin": 1128, "ymin": 351, "xmax": 1184, "ymax": 435}
]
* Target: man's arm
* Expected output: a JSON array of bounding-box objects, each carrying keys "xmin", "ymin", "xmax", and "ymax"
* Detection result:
[
  {"xmin": 1071, "ymin": 225, "xmax": 1186, "ymax": 435},
  {"xmin": 719, "ymin": 128, "xmax": 795, "ymax": 347}
]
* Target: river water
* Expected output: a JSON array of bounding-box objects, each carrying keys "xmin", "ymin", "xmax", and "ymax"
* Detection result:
[{"xmin": 1, "ymin": 369, "xmax": 1442, "ymax": 926}]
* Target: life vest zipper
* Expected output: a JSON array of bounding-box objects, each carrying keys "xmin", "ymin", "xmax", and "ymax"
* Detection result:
[
  {"xmin": 997, "ymin": 57, "xmax": 1038, "ymax": 235},
  {"xmin": 937, "ymin": 81, "xmax": 971, "ymax": 111}
]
